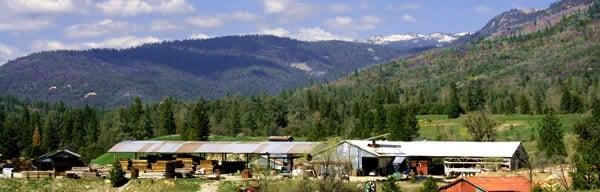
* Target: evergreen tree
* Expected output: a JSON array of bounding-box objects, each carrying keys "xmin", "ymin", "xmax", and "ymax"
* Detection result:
[
  {"xmin": 84, "ymin": 106, "xmax": 99, "ymax": 143},
  {"xmin": 518, "ymin": 94, "xmax": 531, "ymax": 114},
  {"xmin": 110, "ymin": 160, "xmax": 128, "ymax": 187},
  {"xmin": 42, "ymin": 111, "xmax": 60, "ymax": 152},
  {"xmin": 537, "ymin": 110, "xmax": 566, "ymax": 161},
  {"xmin": 571, "ymin": 98, "xmax": 600, "ymax": 189},
  {"xmin": 385, "ymin": 104, "xmax": 419, "ymax": 141},
  {"xmin": 184, "ymin": 100, "xmax": 210, "ymax": 141},
  {"xmin": 446, "ymin": 85, "xmax": 462, "ymax": 119},
  {"xmin": 157, "ymin": 97, "xmax": 176, "ymax": 136}
]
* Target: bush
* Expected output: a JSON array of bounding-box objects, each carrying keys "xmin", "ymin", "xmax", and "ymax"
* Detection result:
[
  {"xmin": 418, "ymin": 177, "xmax": 438, "ymax": 192},
  {"xmin": 381, "ymin": 177, "xmax": 402, "ymax": 192},
  {"xmin": 109, "ymin": 161, "xmax": 128, "ymax": 187}
]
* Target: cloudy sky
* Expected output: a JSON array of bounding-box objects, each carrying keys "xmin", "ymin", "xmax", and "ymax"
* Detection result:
[{"xmin": 0, "ymin": 0, "xmax": 556, "ymax": 64}]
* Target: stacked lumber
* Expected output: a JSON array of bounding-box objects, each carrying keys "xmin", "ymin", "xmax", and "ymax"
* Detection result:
[
  {"xmin": 23, "ymin": 171, "xmax": 54, "ymax": 179},
  {"xmin": 198, "ymin": 160, "xmax": 214, "ymax": 175},
  {"xmin": 131, "ymin": 160, "xmax": 149, "ymax": 171},
  {"xmin": 119, "ymin": 160, "xmax": 129, "ymax": 171},
  {"xmin": 139, "ymin": 171, "xmax": 165, "ymax": 179},
  {"xmin": 65, "ymin": 167, "xmax": 99, "ymax": 179},
  {"xmin": 177, "ymin": 158, "xmax": 195, "ymax": 169},
  {"xmin": 151, "ymin": 160, "xmax": 169, "ymax": 172}
]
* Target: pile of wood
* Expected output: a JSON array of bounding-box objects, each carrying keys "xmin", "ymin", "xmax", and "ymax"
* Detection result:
[
  {"xmin": 151, "ymin": 160, "xmax": 169, "ymax": 172},
  {"xmin": 65, "ymin": 167, "xmax": 98, "ymax": 179},
  {"xmin": 197, "ymin": 160, "xmax": 214, "ymax": 175},
  {"xmin": 131, "ymin": 160, "xmax": 149, "ymax": 172},
  {"xmin": 22, "ymin": 171, "xmax": 54, "ymax": 179},
  {"xmin": 119, "ymin": 160, "xmax": 129, "ymax": 171},
  {"xmin": 175, "ymin": 158, "xmax": 195, "ymax": 175}
]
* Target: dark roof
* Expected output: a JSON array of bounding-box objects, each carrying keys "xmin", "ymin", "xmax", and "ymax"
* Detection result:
[{"xmin": 37, "ymin": 149, "xmax": 81, "ymax": 159}]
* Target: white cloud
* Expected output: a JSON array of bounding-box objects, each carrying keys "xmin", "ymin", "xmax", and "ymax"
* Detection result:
[
  {"xmin": 474, "ymin": 5, "xmax": 494, "ymax": 15},
  {"xmin": 230, "ymin": 11, "xmax": 261, "ymax": 22},
  {"xmin": 401, "ymin": 14, "xmax": 416, "ymax": 22},
  {"xmin": 260, "ymin": 0, "xmax": 315, "ymax": 20},
  {"xmin": 261, "ymin": 0, "xmax": 288, "ymax": 13},
  {"xmin": 84, "ymin": 36, "xmax": 160, "ymax": 49},
  {"xmin": 294, "ymin": 27, "xmax": 352, "ymax": 41},
  {"xmin": 4, "ymin": 0, "xmax": 75, "ymax": 14},
  {"xmin": 329, "ymin": 3, "xmax": 351, "ymax": 13},
  {"xmin": 96, "ymin": 0, "xmax": 194, "ymax": 16},
  {"xmin": 325, "ymin": 15, "xmax": 380, "ymax": 31},
  {"xmin": 0, "ymin": 43, "xmax": 18, "ymax": 65},
  {"xmin": 31, "ymin": 36, "xmax": 161, "ymax": 52},
  {"xmin": 189, "ymin": 33, "xmax": 211, "ymax": 40},
  {"xmin": 31, "ymin": 40, "xmax": 82, "ymax": 51},
  {"xmin": 0, "ymin": 18, "xmax": 52, "ymax": 31},
  {"xmin": 259, "ymin": 28, "xmax": 290, "ymax": 37},
  {"xmin": 64, "ymin": 19, "xmax": 135, "ymax": 38},
  {"xmin": 150, "ymin": 20, "xmax": 179, "ymax": 31},
  {"xmin": 186, "ymin": 16, "xmax": 223, "ymax": 28},
  {"xmin": 387, "ymin": 3, "xmax": 420, "ymax": 11}
]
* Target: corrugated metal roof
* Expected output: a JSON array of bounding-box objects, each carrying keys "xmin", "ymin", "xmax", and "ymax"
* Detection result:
[
  {"xmin": 108, "ymin": 141, "xmax": 321, "ymax": 154},
  {"xmin": 345, "ymin": 140, "xmax": 522, "ymax": 158}
]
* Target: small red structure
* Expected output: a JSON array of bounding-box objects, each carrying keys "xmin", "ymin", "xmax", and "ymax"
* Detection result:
[{"xmin": 439, "ymin": 176, "xmax": 532, "ymax": 192}]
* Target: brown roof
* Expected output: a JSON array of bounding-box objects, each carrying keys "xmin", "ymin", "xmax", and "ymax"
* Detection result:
[
  {"xmin": 440, "ymin": 176, "xmax": 531, "ymax": 192},
  {"xmin": 108, "ymin": 140, "xmax": 321, "ymax": 154}
]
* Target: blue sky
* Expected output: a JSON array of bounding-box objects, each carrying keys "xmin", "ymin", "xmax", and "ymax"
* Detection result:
[{"xmin": 0, "ymin": 0, "xmax": 556, "ymax": 64}]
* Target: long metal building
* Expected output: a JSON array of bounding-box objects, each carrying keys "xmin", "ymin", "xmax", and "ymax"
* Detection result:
[{"xmin": 314, "ymin": 140, "xmax": 529, "ymax": 177}]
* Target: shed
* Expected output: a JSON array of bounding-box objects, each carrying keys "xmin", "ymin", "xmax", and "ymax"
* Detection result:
[
  {"xmin": 32, "ymin": 149, "xmax": 84, "ymax": 175},
  {"xmin": 315, "ymin": 140, "xmax": 528, "ymax": 176},
  {"xmin": 439, "ymin": 176, "xmax": 532, "ymax": 192}
]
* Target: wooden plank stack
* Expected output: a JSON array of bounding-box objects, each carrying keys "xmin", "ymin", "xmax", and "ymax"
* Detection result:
[
  {"xmin": 131, "ymin": 160, "xmax": 149, "ymax": 172},
  {"xmin": 151, "ymin": 160, "xmax": 169, "ymax": 172},
  {"xmin": 119, "ymin": 160, "xmax": 129, "ymax": 171},
  {"xmin": 198, "ymin": 160, "xmax": 214, "ymax": 175},
  {"xmin": 23, "ymin": 171, "xmax": 54, "ymax": 179}
]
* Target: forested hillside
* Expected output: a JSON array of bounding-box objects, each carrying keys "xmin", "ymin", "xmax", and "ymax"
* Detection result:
[{"xmin": 0, "ymin": 35, "xmax": 402, "ymax": 107}]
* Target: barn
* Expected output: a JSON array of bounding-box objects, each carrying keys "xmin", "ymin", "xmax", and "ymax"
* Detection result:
[
  {"xmin": 313, "ymin": 140, "xmax": 529, "ymax": 177},
  {"xmin": 32, "ymin": 149, "xmax": 84, "ymax": 175}
]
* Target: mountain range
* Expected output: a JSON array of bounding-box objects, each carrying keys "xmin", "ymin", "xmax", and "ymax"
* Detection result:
[
  {"xmin": 0, "ymin": 36, "xmax": 403, "ymax": 106},
  {"xmin": 0, "ymin": 0, "xmax": 595, "ymax": 107}
]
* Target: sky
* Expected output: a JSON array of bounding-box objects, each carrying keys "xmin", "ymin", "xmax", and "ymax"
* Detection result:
[{"xmin": 0, "ymin": 0, "xmax": 557, "ymax": 65}]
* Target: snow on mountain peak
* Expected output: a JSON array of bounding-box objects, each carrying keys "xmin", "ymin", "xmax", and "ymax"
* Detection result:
[{"xmin": 367, "ymin": 32, "xmax": 470, "ymax": 45}]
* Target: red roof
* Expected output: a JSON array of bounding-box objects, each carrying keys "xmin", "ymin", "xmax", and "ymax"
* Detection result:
[{"xmin": 441, "ymin": 176, "xmax": 532, "ymax": 192}]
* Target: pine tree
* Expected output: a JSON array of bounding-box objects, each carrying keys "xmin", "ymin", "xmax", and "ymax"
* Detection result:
[
  {"xmin": 110, "ymin": 160, "xmax": 128, "ymax": 187},
  {"xmin": 84, "ymin": 106, "xmax": 99, "ymax": 143},
  {"xmin": 446, "ymin": 85, "xmax": 462, "ymax": 118},
  {"xmin": 42, "ymin": 112, "xmax": 60, "ymax": 152},
  {"xmin": 518, "ymin": 94, "xmax": 531, "ymax": 114},
  {"xmin": 184, "ymin": 100, "xmax": 210, "ymax": 141},
  {"xmin": 571, "ymin": 98, "xmax": 600, "ymax": 189},
  {"xmin": 385, "ymin": 104, "xmax": 419, "ymax": 141},
  {"xmin": 157, "ymin": 97, "xmax": 176, "ymax": 136},
  {"xmin": 537, "ymin": 110, "xmax": 566, "ymax": 161}
]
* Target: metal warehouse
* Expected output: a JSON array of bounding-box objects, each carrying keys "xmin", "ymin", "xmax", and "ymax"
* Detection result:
[{"xmin": 313, "ymin": 140, "xmax": 529, "ymax": 177}]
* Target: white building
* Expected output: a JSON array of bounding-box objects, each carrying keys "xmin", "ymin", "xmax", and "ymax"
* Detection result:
[{"xmin": 313, "ymin": 140, "xmax": 529, "ymax": 177}]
